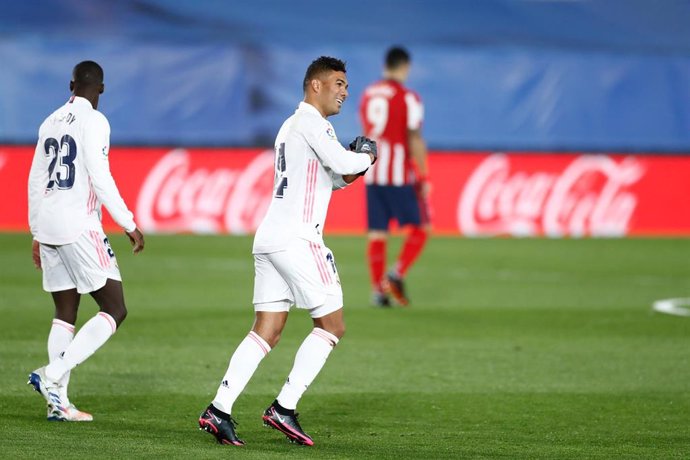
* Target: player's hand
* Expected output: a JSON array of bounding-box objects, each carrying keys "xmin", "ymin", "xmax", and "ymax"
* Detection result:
[
  {"xmin": 32, "ymin": 239, "xmax": 41, "ymax": 270},
  {"xmin": 349, "ymin": 136, "xmax": 377, "ymax": 165},
  {"xmin": 417, "ymin": 179, "xmax": 431, "ymax": 198},
  {"xmin": 342, "ymin": 174, "xmax": 361, "ymax": 184},
  {"xmin": 126, "ymin": 228, "xmax": 145, "ymax": 254}
]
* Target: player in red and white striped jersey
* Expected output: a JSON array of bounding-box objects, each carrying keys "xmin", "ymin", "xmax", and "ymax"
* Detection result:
[{"xmin": 359, "ymin": 46, "xmax": 430, "ymax": 307}]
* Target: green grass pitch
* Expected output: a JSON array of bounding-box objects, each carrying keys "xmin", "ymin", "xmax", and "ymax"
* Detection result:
[{"xmin": 1, "ymin": 233, "xmax": 689, "ymax": 459}]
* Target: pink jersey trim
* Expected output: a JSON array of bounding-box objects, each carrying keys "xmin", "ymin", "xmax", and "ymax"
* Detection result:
[
  {"xmin": 309, "ymin": 242, "xmax": 331, "ymax": 285},
  {"xmin": 303, "ymin": 159, "xmax": 318, "ymax": 223},
  {"xmin": 89, "ymin": 231, "xmax": 109, "ymax": 268},
  {"xmin": 87, "ymin": 179, "xmax": 98, "ymax": 214}
]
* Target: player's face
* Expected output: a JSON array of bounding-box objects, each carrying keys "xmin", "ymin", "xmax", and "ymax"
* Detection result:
[{"xmin": 321, "ymin": 71, "xmax": 349, "ymax": 116}]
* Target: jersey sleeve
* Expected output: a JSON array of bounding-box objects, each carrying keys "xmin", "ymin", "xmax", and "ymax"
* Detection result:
[
  {"xmin": 82, "ymin": 113, "xmax": 137, "ymax": 232},
  {"xmin": 329, "ymin": 170, "xmax": 351, "ymax": 190},
  {"xmin": 303, "ymin": 118, "xmax": 371, "ymax": 175},
  {"xmin": 27, "ymin": 134, "xmax": 48, "ymax": 237},
  {"xmin": 405, "ymin": 91, "xmax": 424, "ymax": 131}
]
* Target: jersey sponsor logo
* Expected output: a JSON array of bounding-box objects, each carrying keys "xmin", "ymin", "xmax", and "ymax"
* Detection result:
[
  {"xmin": 325, "ymin": 127, "xmax": 336, "ymax": 140},
  {"xmin": 458, "ymin": 154, "xmax": 645, "ymax": 237},
  {"xmin": 102, "ymin": 146, "xmax": 109, "ymax": 157}
]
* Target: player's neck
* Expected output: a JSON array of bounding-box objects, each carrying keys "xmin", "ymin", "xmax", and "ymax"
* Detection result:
[
  {"xmin": 303, "ymin": 97, "xmax": 327, "ymax": 118},
  {"xmin": 383, "ymin": 72, "xmax": 405, "ymax": 84},
  {"xmin": 73, "ymin": 93, "xmax": 99, "ymax": 109}
]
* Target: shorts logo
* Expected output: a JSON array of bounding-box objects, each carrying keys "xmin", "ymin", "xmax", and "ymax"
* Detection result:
[
  {"xmin": 103, "ymin": 237, "xmax": 115, "ymax": 258},
  {"xmin": 326, "ymin": 253, "xmax": 337, "ymax": 274}
]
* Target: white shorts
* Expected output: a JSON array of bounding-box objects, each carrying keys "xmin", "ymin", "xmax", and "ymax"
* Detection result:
[
  {"xmin": 40, "ymin": 229, "xmax": 121, "ymax": 294},
  {"xmin": 253, "ymin": 239, "xmax": 343, "ymax": 319}
]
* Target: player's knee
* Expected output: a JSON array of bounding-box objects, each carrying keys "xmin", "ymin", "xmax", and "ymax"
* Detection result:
[
  {"xmin": 410, "ymin": 226, "xmax": 428, "ymax": 240},
  {"xmin": 263, "ymin": 331, "xmax": 281, "ymax": 348},
  {"xmin": 325, "ymin": 323, "xmax": 345, "ymax": 340},
  {"xmin": 368, "ymin": 231, "xmax": 387, "ymax": 241},
  {"xmin": 104, "ymin": 304, "xmax": 127, "ymax": 327}
]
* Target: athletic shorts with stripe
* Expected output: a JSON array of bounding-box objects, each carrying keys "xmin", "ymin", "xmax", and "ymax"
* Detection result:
[
  {"xmin": 253, "ymin": 239, "xmax": 343, "ymax": 319},
  {"xmin": 40, "ymin": 228, "xmax": 121, "ymax": 294}
]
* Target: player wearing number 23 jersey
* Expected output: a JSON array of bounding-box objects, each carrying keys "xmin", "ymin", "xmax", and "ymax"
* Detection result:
[{"xmin": 26, "ymin": 61, "xmax": 144, "ymax": 423}]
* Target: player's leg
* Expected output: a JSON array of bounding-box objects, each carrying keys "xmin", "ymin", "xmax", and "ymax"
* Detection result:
[
  {"xmin": 47, "ymin": 289, "xmax": 85, "ymax": 420},
  {"xmin": 201, "ymin": 311, "xmax": 286, "ymax": 446},
  {"xmin": 40, "ymin": 231, "xmax": 123, "ymax": 394},
  {"xmin": 200, "ymin": 254, "xmax": 292, "ymax": 445},
  {"xmin": 366, "ymin": 185, "xmax": 392, "ymax": 306},
  {"xmin": 387, "ymin": 185, "xmax": 429, "ymax": 306},
  {"xmin": 210, "ymin": 310, "xmax": 287, "ymax": 415},
  {"xmin": 42, "ymin": 280, "xmax": 121, "ymax": 387},
  {"xmin": 28, "ymin": 243, "xmax": 90, "ymax": 421},
  {"xmin": 263, "ymin": 244, "xmax": 344, "ymax": 446},
  {"xmin": 263, "ymin": 306, "xmax": 342, "ymax": 447}
]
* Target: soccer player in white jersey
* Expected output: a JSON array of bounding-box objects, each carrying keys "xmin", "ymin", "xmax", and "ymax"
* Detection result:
[
  {"xmin": 26, "ymin": 61, "xmax": 145, "ymax": 422},
  {"xmin": 199, "ymin": 56, "xmax": 376, "ymax": 446}
]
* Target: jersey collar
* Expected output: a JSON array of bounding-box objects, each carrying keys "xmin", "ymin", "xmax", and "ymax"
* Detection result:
[
  {"xmin": 297, "ymin": 101, "xmax": 323, "ymax": 118},
  {"xmin": 68, "ymin": 95, "xmax": 94, "ymax": 109}
]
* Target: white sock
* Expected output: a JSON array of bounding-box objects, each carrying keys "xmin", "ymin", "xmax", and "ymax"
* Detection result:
[
  {"xmin": 48, "ymin": 319, "xmax": 75, "ymax": 402},
  {"xmin": 45, "ymin": 312, "xmax": 117, "ymax": 382},
  {"xmin": 277, "ymin": 328, "xmax": 339, "ymax": 410},
  {"xmin": 212, "ymin": 331, "xmax": 271, "ymax": 415}
]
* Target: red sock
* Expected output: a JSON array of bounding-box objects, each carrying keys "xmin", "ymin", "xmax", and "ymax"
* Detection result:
[
  {"xmin": 367, "ymin": 239, "xmax": 386, "ymax": 292},
  {"xmin": 395, "ymin": 227, "xmax": 428, "ymax": 277}
]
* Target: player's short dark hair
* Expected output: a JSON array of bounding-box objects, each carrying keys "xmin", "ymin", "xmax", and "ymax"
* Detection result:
[
  {"xmin": 72, "ymin": 61, "xmax": 104, "ymax": 86},
  {"xmin": 385, "ymin": 46, "xmax": 411, "ymax": 70},
  {"xmin": 303, "ymin": 56, "xmax": 346, "ymax": 92}
]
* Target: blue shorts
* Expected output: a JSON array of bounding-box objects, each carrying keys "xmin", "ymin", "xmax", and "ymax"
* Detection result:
[{"xmin": 366, "ymin": 185, "xmax": 426, "ymax": 231}]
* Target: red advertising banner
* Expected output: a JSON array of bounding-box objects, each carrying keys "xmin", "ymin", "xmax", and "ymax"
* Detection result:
[{"xmin": 4, "ymin": 146, "xmax": 690, "ymax": 236}]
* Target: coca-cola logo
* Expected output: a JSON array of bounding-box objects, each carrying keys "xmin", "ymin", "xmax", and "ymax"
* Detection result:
[
  {"xmin": 458, "ymin": 154, "xmax": 645, "ymax": 237},
  {"xmin": 136, "ymin": 149, "xmax": 275, "ymax": 234}
]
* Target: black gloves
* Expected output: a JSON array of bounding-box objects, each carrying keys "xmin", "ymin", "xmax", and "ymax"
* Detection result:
[{"xmin": 349, "ymin": 136, "xmax": 377, "ymax": 165}]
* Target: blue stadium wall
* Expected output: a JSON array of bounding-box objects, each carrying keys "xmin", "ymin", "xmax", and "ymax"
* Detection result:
[{"xmin": 2, "ymin": 0, "xmax": 690, "ymax": 151}]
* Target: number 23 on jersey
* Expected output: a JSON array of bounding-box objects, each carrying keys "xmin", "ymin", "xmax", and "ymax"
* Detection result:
[{"xmin": 44, "ymin": 134, "xmax": 77, "ymax": 191}]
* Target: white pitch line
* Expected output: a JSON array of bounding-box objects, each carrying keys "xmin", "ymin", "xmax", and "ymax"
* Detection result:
[{"xmin": 652, "ymin": 298, "xmax": 690, "ymax": 317}]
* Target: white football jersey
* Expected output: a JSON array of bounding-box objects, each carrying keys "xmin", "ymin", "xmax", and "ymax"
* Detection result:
[
  {"xmin": 253, "ymin": 102, "xmax": 371, "ymax": 253},
  {"xmin": 28, "ymin": 96, "xmax": 136, "ymax": 245}
]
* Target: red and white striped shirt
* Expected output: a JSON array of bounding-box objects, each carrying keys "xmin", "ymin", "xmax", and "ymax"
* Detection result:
[
  {"xmin": 253, "ymin": 102, "xmax": 371, "ymax": 254},
  {"xmin": 359, "ymin": 79, "xmax": 424, "ymax": 186}
]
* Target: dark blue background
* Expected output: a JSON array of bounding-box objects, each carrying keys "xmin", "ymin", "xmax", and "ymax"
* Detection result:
[{"xmin": 2, "ymin": 0, "xmax": 690, "ymax": 151}]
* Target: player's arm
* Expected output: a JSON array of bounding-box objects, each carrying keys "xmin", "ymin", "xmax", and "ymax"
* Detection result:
[
  {"xmin": 406, "ymin": 91, "xmax": 430, "ymax": 196},
  {"xmin": 82, "ymin": 114, "xmax": 144, "ymax": 254},
  {"xmin": 409, "ymin": 128, "xmax": 430, "ymax": 196},
  {"xmin": 28, "ymin": 135, "xmax": 48, "ymax": 239},
  {"xmin": 330, "ymin": 171, "xmax": 360, "ymax": 190},
  {"xmin": 305, "ymin": 120, "xmax": 372, "ymax": 176},
  {"xmin": 28, "ymin": 135, "xmax": 48, "ymax": 269}
]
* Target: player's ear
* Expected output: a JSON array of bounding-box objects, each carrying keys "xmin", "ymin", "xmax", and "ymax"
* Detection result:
[
  {"xmin": 99, "ymin": 83, "xmax": 105, "ymax": 94},
  {"xmin": 311, "ymin": 79, "xmax": 321, "ymax": 93},
  {"xmin": 69, "ymin": 81, "xmax": 74, "ymax": 92}
]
